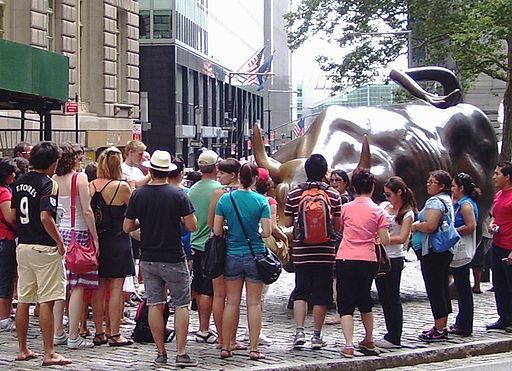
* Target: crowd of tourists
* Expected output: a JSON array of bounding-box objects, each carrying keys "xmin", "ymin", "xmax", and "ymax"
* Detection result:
[{"xmin": 0, "ymin": 140, "xmax": 510, "ymax": 367}]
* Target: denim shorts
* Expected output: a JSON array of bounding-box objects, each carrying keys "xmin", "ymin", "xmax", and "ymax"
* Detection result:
[
  {"xmin": 140, "ymin": 261, "xmax": 191, "ymax": 307},
  {"xmin": 0, "ymin": 240, "xmax": 16, "ymax": 298},
  {"xmin": 224, "ymin": 253, "xmax": 264, "ymax": 283}
]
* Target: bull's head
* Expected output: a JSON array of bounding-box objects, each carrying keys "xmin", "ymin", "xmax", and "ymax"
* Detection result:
[{"xmin": 252, "ymin": 122, "xmax": 370, "ymax": 223}]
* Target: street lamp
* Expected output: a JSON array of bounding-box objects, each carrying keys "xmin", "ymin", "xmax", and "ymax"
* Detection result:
[
  {"xmin": 226, "ymin": 71, "xmax": 275, "ymax": 159},
  {"xmin": 266, "ymin": 89, "xmax": 299, "ymax": 151},
  {"xmin": 346, "ymin": 30, "xmax": 413, "ymax": 68}
]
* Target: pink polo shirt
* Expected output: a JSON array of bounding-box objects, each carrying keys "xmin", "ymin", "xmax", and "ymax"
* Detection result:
[{"xmin": 336, "ymin": 196, "xmax": 388, "ymax": 262}]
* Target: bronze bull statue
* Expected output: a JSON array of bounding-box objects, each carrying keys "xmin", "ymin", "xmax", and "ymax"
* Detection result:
[{"xmin": 252, "ymin": 67, "xmax": 498, "ymax": 232}]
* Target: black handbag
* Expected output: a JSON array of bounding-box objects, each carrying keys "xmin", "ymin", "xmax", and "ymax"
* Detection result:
[
  {"xmin": 375, "ymin": 243, "xmax": 391, "ymax": 276},
  {"xmin": 201, "ymin": 232, "xmax": 226, "ymax": 279},
  {"xmin": 229, "ymin": 192, "xmax": 282, "ymax": 285}
]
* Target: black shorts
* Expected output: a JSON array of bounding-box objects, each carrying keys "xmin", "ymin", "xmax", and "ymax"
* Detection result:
[
  {"xmin": 0, "ymin": 239, "xmax": 16, "ymax": 298},
  {"xmin": 336, "ymin": 260, "xmax": 377, "ymax": 316},
  {"xmin": 294, "ymin": 263, "xmax": 333, "ymax": 306},
  {"xmin": 191, "ymin": 250, "xmax": 213, "ymax": 297}
]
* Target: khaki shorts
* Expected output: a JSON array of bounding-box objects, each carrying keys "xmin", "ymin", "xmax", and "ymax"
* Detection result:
[{"xmin": 16, "ymin": 243, "xmax": 66, "ymax": 304}]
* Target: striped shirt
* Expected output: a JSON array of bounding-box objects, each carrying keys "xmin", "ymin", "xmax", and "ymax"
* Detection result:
[{"xmin": 285, "ymin": 182, "xmax": 341, "ymax": 264}]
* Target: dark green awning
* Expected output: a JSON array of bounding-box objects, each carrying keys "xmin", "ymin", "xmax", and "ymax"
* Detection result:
[{"xmin": 0, "ymin": 39, "xmax": 69, "ymax": 111}]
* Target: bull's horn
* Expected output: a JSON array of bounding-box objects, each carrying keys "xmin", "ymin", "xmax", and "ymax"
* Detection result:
[
  {"xmin": 356, "ymin": 134, "xmax": 371, "ymax": 170},
  {"xmin": 252, "ymin": 123, "xmax": 282, "ymax": 179}
]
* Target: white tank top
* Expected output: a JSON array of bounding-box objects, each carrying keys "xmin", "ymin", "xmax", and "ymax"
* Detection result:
[{"xmin": 59, "ymin": 195, "xmax": 88, "ymax": 231}]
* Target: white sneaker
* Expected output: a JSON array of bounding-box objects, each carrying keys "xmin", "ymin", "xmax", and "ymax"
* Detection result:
[
  {"xmin": 67, "ymin": 336, "xmax": 94, "ymax": 349},
  {"xmin": 242, "ymin": 329, "xmax": 272, "ymax": 346},
  {"xmin": 258, "ymin": 333, "xmax": 273, "ymax": 346},
  {"xmin": 54, "ymin": 332, "xmax": 69, "ymax": 345},
  {"xmin": 0, "ymin": 318, "xmax": 15, "ymax": 332}
]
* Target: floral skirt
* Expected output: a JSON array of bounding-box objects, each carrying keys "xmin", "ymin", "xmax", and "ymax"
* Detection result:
[{"xmin": 60, "ymin": 228, "xmax": 99, "ymax": 291}]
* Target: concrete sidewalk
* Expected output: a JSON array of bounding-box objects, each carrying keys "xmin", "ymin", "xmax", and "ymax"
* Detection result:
[{"xmin": 0, "ymin": 251, "xmax": 510, "ymax": 370}]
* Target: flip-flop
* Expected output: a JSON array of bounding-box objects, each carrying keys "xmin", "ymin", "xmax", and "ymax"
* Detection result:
[
  {"xmin": 15, "ymin": 352, "xmax": 38, "ymax": 361},
  {"xmin": 42, "ymin": 357, "xmax": 72, "ymax": 366},
  {"xmin": 249, "ymin": 350, "xmax": 266, "ymax": 360}
]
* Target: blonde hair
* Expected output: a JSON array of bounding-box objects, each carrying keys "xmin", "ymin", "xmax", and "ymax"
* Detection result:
[
  {"xmin": 97, "ymin": 146, "xmax": 123, "ymax": 180},
  {"xmin": 125, "ymin": 140, "xmax": 146, "ymax": 155}
]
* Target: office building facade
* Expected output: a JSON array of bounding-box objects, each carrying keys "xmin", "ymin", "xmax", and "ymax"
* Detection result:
[{"xmin": 0, "ymin": 0, "xmax": 139, "ymax": 152}]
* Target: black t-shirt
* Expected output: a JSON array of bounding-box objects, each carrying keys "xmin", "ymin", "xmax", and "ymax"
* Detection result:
[
  {"xmin": 125, "ymin": 183, "xmax": 195, "ymax": 263},
  {"xmin": 12, "ymin": 171, "xmax": 58, "ymax": 246}
]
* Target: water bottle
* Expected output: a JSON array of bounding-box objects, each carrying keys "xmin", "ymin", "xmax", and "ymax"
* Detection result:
[{"xmin": 440, "ymin": 220, "xmax": 449, "ymax": 232}]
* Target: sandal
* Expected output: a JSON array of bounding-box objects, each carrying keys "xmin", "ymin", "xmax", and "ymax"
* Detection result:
[
  {"xmin": 195, "ymin": 330, "xmax": 218, "ymax": 344},
  {"xmin": 220, "ymin": 349, "xmax": 233, "ymax": 359},
  {"xmin": 249, "ymin": 350, "xmax": 266, "ymax": 360},
  {"xmin": 108, "ymin": 333, "xmax": 133, "ymax": 347},
  {"xmin": 93, "ymin": 333, "xmax": 108, "ymax": 346}
]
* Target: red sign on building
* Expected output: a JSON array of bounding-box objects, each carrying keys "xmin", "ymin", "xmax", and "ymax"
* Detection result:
[{"xmin": 64, "ymin": 101, "xmax": 79, "ymax": 114}]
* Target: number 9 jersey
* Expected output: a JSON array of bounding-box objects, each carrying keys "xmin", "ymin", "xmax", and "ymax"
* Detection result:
[{"xmin": 12, "ymin": 172, "xmax": 59, "ymax": 246}]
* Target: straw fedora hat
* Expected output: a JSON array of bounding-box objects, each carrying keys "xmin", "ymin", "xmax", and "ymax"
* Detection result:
[{"xmin": 142, "ymin": 150, "xmax": 177, "ymax": 172}]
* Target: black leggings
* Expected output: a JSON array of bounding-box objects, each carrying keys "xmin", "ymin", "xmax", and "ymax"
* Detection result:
[{"xmin": 420, "ymin": 250, "xmax": 453, "ymax": 319}]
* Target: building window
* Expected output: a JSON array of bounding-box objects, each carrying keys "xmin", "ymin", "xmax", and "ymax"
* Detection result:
[
  {"xmin": 78, "ymin": 0, "xmax": 88, "ymax": 104},
  {"xmin": 47, "ymin": 0, "xmax": 55, "ymax": 51},
  {"xmin": 0, "ymin": 1, "xmax": 5, "ymax": 39},
  {"xmin": 116, "ymin": 9, "xmax": 128, "ymax": 102},
  {"xmin": 153, "ymin": 9, "xmax": 171, "ymax": 39},
  {"xmin": 139, "ymin": 10, "xmax": 150, "ymax": 39}
]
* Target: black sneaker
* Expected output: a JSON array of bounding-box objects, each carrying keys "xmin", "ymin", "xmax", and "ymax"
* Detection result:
[
  {"xmin": 418, "ymin": 327, "xmax": 448, "ymax": 342},
  {"xmin": 486, "ymin": 320, "xmax": 509, "ymax": 332},
  {"xmin": 175, "ymin": 354, "xmax": 198, "ymax": 367},
  {"xmin": 154, "ymin": 353, "xmax": 167, "ymax": 367}
]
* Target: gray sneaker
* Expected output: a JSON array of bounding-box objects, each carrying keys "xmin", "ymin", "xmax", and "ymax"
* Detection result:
[
  {"xmin": 293, "ymin": 331, "xmax": 306, "ymax": 348},
  {"xmin": 54, "ymin": 332, "xmax": 68, "ymax": 346},
  {"xmin": 0, "ymin": 318, "xmax": 15, "ymax": 332},
  {"xmin": 311, "ymin": 335, "xmax": 327, "ymax": 350},
  {"xmin": 67, "ymin": 336, "xmax": 94, "ymax": 349},
  {"xmin": 154, "ymin": 353, "xmax": 167, "ymax": 366},
  {"xmin": 175, "ymin": 354, "xmax": 198, "ymax": 367}
]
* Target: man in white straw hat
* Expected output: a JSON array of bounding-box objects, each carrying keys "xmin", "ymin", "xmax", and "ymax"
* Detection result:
[{"xmin": 124, "ymin": 150, "xmax": 198, "ymax": 367}]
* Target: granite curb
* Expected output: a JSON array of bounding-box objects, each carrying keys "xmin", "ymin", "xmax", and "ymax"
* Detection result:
[{"xmin": 253, "ymin": 338, "xmax": 512, "ymax": 371}]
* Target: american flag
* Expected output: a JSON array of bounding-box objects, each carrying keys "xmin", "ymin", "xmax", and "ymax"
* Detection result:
[
  {"xmin": 293, "ymin": 118, "xmax": 305, "ymax": 137},
  {"xmin": 245, "ymin": 48, "xmax": 265, "ymax": 85}
]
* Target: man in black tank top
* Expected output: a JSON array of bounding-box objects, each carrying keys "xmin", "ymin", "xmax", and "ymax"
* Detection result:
[{"xmin": 11, "ymin": 142, "xmax": 72, "ymax": 366}]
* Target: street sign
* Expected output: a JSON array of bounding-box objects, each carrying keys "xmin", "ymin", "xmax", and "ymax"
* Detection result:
[
  {"xmin": 64, "ymin": 101, "xmax": 79, "ymax": 114},
  {"xmin": 132, "ymin": 122, "xmax": 142, "ymax": 140},
  {"xmin": 189, "ymin": 140, "xmax": 203, "ymax": 147}
]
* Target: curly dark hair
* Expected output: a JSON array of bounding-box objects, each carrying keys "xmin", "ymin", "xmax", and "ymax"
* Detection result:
[
  {"xmin": 56, "ymin": 143, "xmax": 79, "ymax": 176},
  {"xmin": 0, "ymin": 158, "xmax": 17, "ymax": 186}
]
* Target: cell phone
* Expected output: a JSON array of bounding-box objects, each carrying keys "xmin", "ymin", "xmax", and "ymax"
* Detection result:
[{"xmin": 502, "ymin": 257, "xmax": 509, "ymax": 262}]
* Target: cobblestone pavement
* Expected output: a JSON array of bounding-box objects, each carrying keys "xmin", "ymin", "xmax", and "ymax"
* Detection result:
[{"xmin": 0, "ymin": 250, "xmax": 511, "ymax": 370}]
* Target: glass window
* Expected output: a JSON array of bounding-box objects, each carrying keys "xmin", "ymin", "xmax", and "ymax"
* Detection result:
[
  {"xmin": 139, "ymin": 10, "xmax": 150, "ymax": 39},
  {"xmin": 0, "ymin": 3, "xmax": 4, "ymax": 39},
  {"xmin": 47, "ymin": 0, "xmax": 55, "ymax": 51},
  {"xmin": 153, "ymin": 9, "xmax": 171, "ymax": 39}
]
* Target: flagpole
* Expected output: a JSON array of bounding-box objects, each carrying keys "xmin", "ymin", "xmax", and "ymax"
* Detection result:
[{"xmin": 235, "ymin": 46, "xmax": 264, "ymax": 72}]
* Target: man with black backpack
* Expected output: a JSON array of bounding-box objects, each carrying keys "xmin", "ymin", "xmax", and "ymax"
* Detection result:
[{"xmin": 284, "ymin": 154, "xmax": 341, "ymax": 350}]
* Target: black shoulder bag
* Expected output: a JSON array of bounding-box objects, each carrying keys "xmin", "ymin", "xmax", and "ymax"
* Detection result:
[{"xmin": 229, "ymin": 192, "xmax": 282, "ymax": 285}]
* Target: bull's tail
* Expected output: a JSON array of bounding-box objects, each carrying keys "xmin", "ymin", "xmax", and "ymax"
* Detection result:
[{"xmin": 390, "ymin": 67, "xmax": 462, "ymax": 109}]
